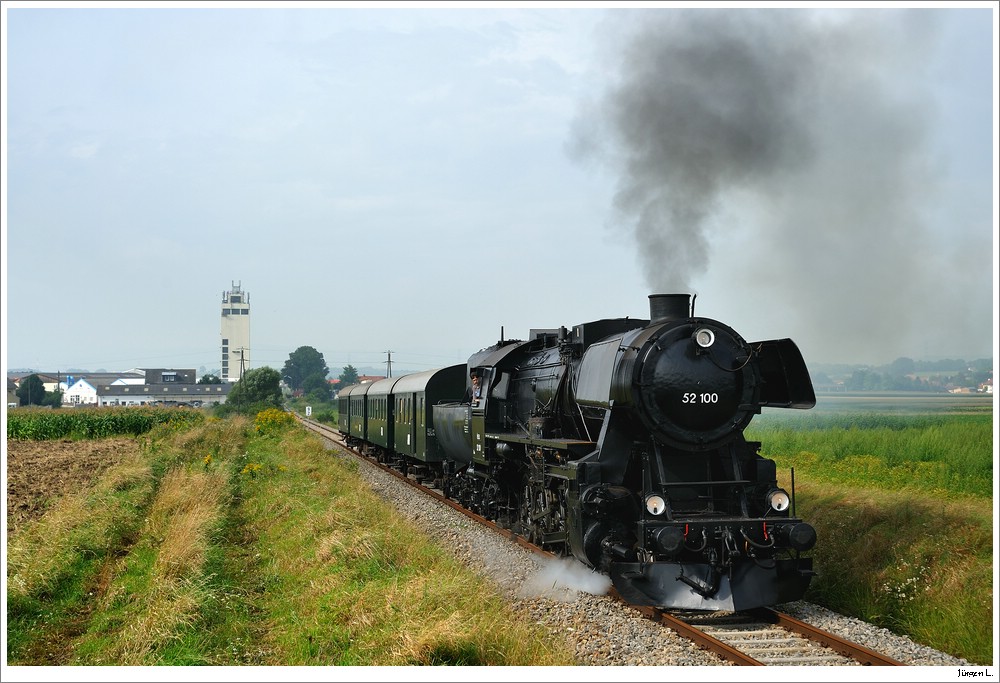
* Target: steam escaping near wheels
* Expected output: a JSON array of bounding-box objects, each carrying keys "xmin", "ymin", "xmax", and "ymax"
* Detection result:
[{"xmin": 518, "ymin": 557, "xmax": 613, "ymax": 602}]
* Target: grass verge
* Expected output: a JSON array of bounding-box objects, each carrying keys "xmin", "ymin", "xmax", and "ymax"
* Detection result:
[
  {"xmin": 746, "ymin": 410, "xmax": 993, "ymax": 663},
  {"xmin": 6, "ymin": 414, "xmax": 575, "ymax": 666}
]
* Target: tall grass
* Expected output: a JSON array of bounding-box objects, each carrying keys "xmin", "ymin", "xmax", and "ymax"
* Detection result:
[
  {"xmin": 795, "ymin": 483, "xmax": 992, "ymax": 663},
  {"xmin": 746, "ymin": 409, "xmax": 994, "ymax": 664},
  {"xmin": 221, "ymin": 424, "xmax": 573, "ymax": 665},
  {"xmin": 6, "ymin": 452, "xmax": 154, "ymax": 606},
  {"xmin": 72, "ymin": 467, "xmax": 229, "ymax": 665},
  {"xmin": 6, "ymin": 417, "xmax": 249, "ymax": 665},
  {"xmin": 746, "ymin": 413, "xmax": 993, "ymax": 497},
  {"xmin": 6, "ymin": 414, "xmax": 575, "ymax": 666}
]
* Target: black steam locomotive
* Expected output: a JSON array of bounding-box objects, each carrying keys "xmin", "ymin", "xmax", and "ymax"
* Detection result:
[{"xmin": 338, "ymin": 294, "xmax": 817, "ymax": 611}]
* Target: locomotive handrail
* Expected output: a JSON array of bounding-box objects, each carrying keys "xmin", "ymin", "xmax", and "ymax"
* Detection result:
[{"xmin": 658, "ymin": 479, "xmax": 751, "ymax": 486}]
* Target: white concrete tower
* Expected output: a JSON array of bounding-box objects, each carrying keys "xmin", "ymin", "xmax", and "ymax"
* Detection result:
[{"xmin": 221, "ymin": 281, "xmax": 251, "ymax": 382}]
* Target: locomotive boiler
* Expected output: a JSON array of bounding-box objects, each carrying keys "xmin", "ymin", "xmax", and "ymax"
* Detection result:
[{"xmin": 430, "ymin": 293, "xmax": 818, "ymax": 611}]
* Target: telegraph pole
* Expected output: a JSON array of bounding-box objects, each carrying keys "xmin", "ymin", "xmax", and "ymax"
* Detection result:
[{"xmin": 385, "ymin": 350, "xmax": 393, "ymax": 378}]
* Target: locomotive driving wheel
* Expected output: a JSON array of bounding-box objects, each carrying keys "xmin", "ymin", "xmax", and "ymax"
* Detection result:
[
  {"xmin": 519, "ymin": 481, "xmax": 542, "ymax": 544},
  {"xmin": 518, "ymin": 476, "xmax": 567, "ymax": 549},
  {"xmin": 482, "ymin": 480, "xmax": 502, "ymax": 522}
]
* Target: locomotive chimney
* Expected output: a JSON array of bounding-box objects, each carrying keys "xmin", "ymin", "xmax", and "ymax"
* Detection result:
[{"xmin": 649, "ymin": 294, "xmax": 692, "ymax": 323}]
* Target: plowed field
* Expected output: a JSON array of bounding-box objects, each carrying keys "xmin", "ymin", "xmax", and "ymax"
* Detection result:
[{"xmin": 5, "ymin": 437, "xmax": 140, "ymax": 537}]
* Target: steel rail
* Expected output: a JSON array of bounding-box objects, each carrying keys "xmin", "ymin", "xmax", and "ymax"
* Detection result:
[
  {"xmin": 627, "ymin": 602, "xmax": 764, "ymax": 665},
  {"xmin": 748, "ymin": 607, "xmax": 904, "ymax": 666}
]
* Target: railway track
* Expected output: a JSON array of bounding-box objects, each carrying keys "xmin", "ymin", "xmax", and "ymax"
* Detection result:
[
  {"xmin": 636, "ymin": 606, "xmax": 901, "ymax": 666},
  {"xmin": 295, "ymin": 414, "xmax": 902, "ymax": 667}
]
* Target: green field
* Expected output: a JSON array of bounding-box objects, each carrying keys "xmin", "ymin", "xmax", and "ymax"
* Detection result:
[
  {"xmin": 748, "ymin": 393, "xmax": 993, "ymax": 498},
  {"xmin": 774, "ymin": 391, "xmax": 993, "ymax": 416},
  {"xmin": 746, "ymin": 392, "xmax": 995, "ymax": 664}
]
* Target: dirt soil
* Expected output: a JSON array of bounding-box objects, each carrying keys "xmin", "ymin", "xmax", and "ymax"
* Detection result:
[{"xmin": 6, "ymin": 437, "xmax": 141, "ymax": 537}]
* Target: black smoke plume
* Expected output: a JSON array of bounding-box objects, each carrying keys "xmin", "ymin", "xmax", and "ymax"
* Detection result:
[{"xmin": 570, "ymin": 9, "xmax": 987, "ymax": 363}]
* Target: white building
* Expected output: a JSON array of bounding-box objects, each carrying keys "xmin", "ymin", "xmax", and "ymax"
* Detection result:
[
  {"xmin": 221, "ymin": 281, "xmax": 250, "ymax": 383},
  {"xmin": 60, "ymin": 371, "xmax": 145, "ymax": 405},
  {"xmin": 64, "ymin": 378, "xmax": 99, "ymax": 406},
  {"xmin": 96, "ymin": 382, "xmax": 231, "ymax": 407},
  {"xmin": 9, "ymin": 370, "xmax": 230, "ymax": 408}
]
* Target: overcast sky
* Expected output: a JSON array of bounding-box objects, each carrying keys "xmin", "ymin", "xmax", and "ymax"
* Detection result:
[{"xmin": 3, "ymin": 3, "xmax": 996, "ymax": 377}]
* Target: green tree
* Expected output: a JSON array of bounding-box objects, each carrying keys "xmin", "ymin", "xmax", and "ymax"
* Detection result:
[
  {"xmin": 810, "ymin": 371, "xmax": 833, "ymax": 386},
  {"xmin": 887, "ymin": 357, "xmax": 915, "ymax": 377},
  {"xmin": 338, "ymin": 365, "xmax": 360, "ymax": 387},
  {"xmin": 845, "ymin": 369, "xmax": 872, "ymax": 391},
  {"xmin": 41, "ymin": 390, "xmax": 64, "ymax": 408},
  {"xmin": 16, "ymin": 374, "xmax": 45, "ymax": 407},
  {"xmin": 224, "ymin": 366, "xmax": 282, "ymax": 415},
  {"xmin": 282, "ymin": 347, "xmax": 329, "ymax": 391},
  {"xmin": 302, "ymin": 373, "xmax": 332, "ymax": 401},
  {"xmin": 197, "ymin": 374, "xmax": 222, "ymax": 384}
]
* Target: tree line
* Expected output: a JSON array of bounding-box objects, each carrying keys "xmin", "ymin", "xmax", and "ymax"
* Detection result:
[
  {"xmin": 14, "ymin": 375, "xmax": 63, "ymax": 408},
  {"xmin": 218, "ymin": 346, "xmax": 358, "ymax": 417},
  {"xmin": 810, "ymin": 356, "xmax": 992, "ymax": 392},
  {"xmin": 12, "ymin": 346, "xmax": 360, "ymax": 415}
]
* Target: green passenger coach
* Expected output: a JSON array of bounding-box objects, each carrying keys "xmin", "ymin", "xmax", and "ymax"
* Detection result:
[
  {"xmin": 389, "ymin": 364, "xmax": 466, "ymax": 463},
  {"xmin": 365, "ymin": 376, "xmax": 402, "ymax": 452}
]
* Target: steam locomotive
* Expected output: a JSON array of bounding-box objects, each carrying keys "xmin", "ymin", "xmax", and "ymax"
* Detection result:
[{"xmin": 337, "ymin": 294, "xmax": 817, "ymax": 611}]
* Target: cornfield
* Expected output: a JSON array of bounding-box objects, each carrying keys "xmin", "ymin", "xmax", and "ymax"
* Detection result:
[{"xmin": 6, "ymin": 406, "xmax": 204, "ymax": 440}]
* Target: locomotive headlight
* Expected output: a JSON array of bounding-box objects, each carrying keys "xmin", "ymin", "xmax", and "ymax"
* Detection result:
[
  {"xmin": 693, "ymin": 327, "xmax": 716, "ymax": 348},
  {"xmin": 766, "ymin": 488, "xmax": 791, "ymax": 512},
  {"xmin": 645, "ymin": 494, "xmax": 667, "ymax": 516}
]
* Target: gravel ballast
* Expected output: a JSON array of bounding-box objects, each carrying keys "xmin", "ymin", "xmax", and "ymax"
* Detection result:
[{"xmin": 332, "ymin": 443, "xmax": 974, "ymax": 669}]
